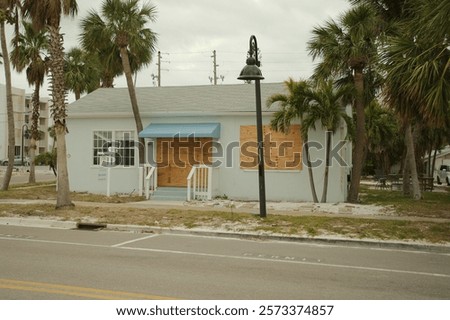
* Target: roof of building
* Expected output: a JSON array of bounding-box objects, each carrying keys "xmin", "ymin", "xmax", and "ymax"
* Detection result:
[
  {"xmin": 424, "ymin": 145, "xmax": 450, "ymax": 161},
  {"xmin": 68, "ymin": 82, "xmax": 285, "ymax": 117}
]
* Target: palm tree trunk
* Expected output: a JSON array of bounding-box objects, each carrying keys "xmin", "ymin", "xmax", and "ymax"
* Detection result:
[
  {"xmin": 405, "ymin": 123, "xmax": 421, "ymax": 199},
  {"xmin": 101, "ymin": 72, "xmax": 114, "ymax": 88},
  {"xmin": 0, "ymin": 20, "xmax": 15, "ymax": 191},
  {"xmin": 431, "ymin": 148, "xmax": 438, "ymax": 181},
  {"xmin": 48, "ymin": 25, "xmax": 73, "ymax": 208},
  {"xmin": 119, "ymin": 46, "xmax": 145, "ymax": 164},
  {"xmin": 348, "ymin": 69, "xmax": 366, "ymax": 203},
  {"xmin": 426, "ymin": 144, "xmax": 433, "ymax": 176},
  {"xmin": 304, "ymin": 137, "xmax": 319, "ymax": 203},
  {"xmin": 54, "ymin": 121, "xmax": 72, "ymax": 207},
  {"xmin": 402, "ymin": 155, "xmax": 410, "ymax": 196},
  {"xmin": 28, "ymin": 137, "xmax": 36, "ymax": 183},
  {"xmin": 321, "ymin": 131, "xmax": 332, "ymax": 203},
  {"xmin": 28, "ymin": 82, "xmax": 41, "ymax": 184}
]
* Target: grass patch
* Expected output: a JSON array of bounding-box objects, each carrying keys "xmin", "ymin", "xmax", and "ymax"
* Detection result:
[
  {"xmin": 0, "ymin": 183, "xmax": 449, "ymax": 243},
  {"xmin": 360, "ymin": 186, "xmax": 450, "ymax": 219},
  {"xmin": 0, "ymin": 182, "xmax": 145, "ymax": 203},
  {"xmin": 237, "ymin": 214, "xmax": 449, "ymax": 243}
]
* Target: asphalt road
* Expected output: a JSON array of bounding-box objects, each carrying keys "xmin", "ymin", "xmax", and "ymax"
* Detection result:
[{"xmin": 1, "ymin": 224, "xmax": 449, "ymax": 299}]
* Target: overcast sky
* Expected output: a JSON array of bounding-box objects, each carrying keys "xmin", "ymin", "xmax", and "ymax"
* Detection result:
[{"xmin": 1, "ymin": 0, "xmax": 351, "ymax": 102}]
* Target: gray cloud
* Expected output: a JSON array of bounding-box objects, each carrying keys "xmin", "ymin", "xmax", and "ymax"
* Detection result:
[{"xmin": 2, "ymin": 0, "xmax": 350, "ymax": 101}]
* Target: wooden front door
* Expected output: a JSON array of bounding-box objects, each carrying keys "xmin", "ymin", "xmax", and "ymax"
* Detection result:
[{"xmin": 156, "ymin": 138, "xmax": 212, "ymax": 187}]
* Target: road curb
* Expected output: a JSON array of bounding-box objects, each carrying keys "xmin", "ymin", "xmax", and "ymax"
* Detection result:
[
  {"xmin": 1, "ymin": 217, "xmax": 449, "ymax": 253},
  {"xmin": 0, "ymin": 217, "xmax": 77, "ymax": 229}
]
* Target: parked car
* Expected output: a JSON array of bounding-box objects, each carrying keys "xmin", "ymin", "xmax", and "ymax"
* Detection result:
[
  {"xmin": 435, "ymin": 164, "xmax": 450, "ymax": 186},
  {"xmin": 1, "ymin": 156, "xmax": 30, "ymax": 166}
]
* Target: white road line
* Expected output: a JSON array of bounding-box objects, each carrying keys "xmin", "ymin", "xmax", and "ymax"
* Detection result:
[
  {"xmin": 118, "ymin": 246, "xmax": 450, "ymax": 279},
  {"xmin": 0, "ymin": 236, "xmax": 109, "ymax": 248},
  {"xmin": 1, "ymin": 235, "xmax": 449, "ymax": 279},
  {"xmin": 111, "ymin": 234, "xmax": 158, "ymax": 247}
]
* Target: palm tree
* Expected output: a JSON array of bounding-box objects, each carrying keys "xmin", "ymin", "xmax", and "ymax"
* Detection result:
[
  {"xmin": 80, "ymin": 0, "xmax": 158, "ymax": 164},
  {"xmin": 80, "ymin": 36, "xmax": 122, "ymax": 88},
  {"xmin": 267, "ymin": 79, "xmax": 319, "ymax": 203},
  {"xmin": 10, "ymin": 20, "xmax": 48, "ymax": 184},
  {"xmin": 22, "ymin": 0, "xmax": 78, "ymax": 208},
  {"xmin": 349, "ymin": 0, "xmax": 412, "ymax": 24},
  {"xmin": 379, "ymin": 0, "xmax": 449, "ymax": 199},
  {"xmin": 351, "ymin": 1, "xmax": 449, "ymax": 199},
  {"xmin": 308, "ymin": 4, "xmax": 379, "ymax": 203},
  {"xmin": 0, "ymin": 0, "xmax": 19, "ymax": 191},
  {"xmin": 300, "ymin": 79, "xmax": 352, "ymax": 203},
  {"xmin": 64, "ymin": 47, "xmax": 100, "ymax": 100},
  {"xmin": 364, "ymin": 100, "xmax": 401, "ymax": 175}
]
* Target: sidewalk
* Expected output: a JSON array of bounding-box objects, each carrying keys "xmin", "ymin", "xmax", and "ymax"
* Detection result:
[{"xmin": 1, "ymin": 197, "xmax": 449, "ymax": 223}]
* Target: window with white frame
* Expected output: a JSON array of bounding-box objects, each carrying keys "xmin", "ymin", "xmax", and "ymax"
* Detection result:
[{"xmin": 93, "ymin": 130, "xmax": 136, "ymax": 167}]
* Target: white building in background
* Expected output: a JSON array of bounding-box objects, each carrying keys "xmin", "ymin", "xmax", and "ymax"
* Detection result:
[{"xmin": 0, "ymin": 84, "xmax": 51, "ymax": 161}]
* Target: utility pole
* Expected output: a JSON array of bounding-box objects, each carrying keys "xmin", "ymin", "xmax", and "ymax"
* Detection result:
[
  {"xmin": 157, "ymin": 51, "xmax": 161, "ymax": 87},
  {"xmin": 152, "ymin": 51, "xmax": 169, "ymax": 87},
  {"xmin": 212, "ymin": 50, "xmax": 218, "ymax": 85},
  {"xmin": 210, "ymin": 50, "xmax": 224, "ymax": 85}
]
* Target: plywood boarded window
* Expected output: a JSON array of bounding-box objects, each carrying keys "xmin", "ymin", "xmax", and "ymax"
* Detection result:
[{"xmin": 240, "ymin": 125, "xmax": 302, "ymax": 170}]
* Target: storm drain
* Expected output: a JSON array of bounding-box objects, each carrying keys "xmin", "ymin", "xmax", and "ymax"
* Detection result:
[{"xmin": 76, "ymin": 222, "xmax": 107, "ymax": 231}]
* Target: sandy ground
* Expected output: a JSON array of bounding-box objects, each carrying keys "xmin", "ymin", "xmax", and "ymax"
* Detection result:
[{"xmin": 184, "ymin": 198, "xmax": 390, "ymax": 216}]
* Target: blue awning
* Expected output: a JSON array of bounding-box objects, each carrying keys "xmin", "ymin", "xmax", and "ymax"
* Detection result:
[{"xmin": 139, "ymin": 123, "xmax": 220, "ymax": 138}]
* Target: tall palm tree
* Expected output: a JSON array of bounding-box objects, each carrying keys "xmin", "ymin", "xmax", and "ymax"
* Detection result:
[
  {"xmin": 10, "ymin": 20, "xmax": 48, "ymax": 184},
  {"xmin": 0, "ymin": 0, "xmax": 19, "ymax": 191},
  {"xmin": 80, "ymin": 0, "xmax": 158, "ymax": 164},
  {"xmin": 352, "ymin": 1, "xmax": 449, "ymax": 199},
  {"xmin": 382, "ymin": 36, "xmax": 447, "ymax": 199},
  {"xmin": 378, "ymin": 0, "xmax": 449, "ymax": 199},
  {"xmin": 22, "ymin": 0, "xmax": 78, "ymax": 208},
  {"xmin": 267, "ymin": 79, "xmax": 319, "ymax": 203},
  {"xmin": 308, "ymin": 4, "xmax": 379, "ymax": 203},
  {"xmin": 64, "ymin": 47, "xmax": 100, "ymax": 100}
]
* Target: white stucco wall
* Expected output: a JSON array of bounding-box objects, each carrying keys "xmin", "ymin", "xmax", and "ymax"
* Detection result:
[
  {"xmin": 66, "ymin": 117, "xmax": 141, "ymax": 195},
  {"xmin": 67, "ymin": 112, "xmax": 350, "ymax": 202}
]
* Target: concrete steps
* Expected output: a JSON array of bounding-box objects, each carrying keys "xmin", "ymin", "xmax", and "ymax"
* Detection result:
[{"xmin": 151, "ymin": 187, "xmax": 187, "ymax": 201}]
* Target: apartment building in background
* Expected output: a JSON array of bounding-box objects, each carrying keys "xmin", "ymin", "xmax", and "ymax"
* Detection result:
[{"xmin": 0, "ymin": 84, "xmax": 51, "ymax": 161}]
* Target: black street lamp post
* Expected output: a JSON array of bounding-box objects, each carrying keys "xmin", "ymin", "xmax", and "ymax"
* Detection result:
[{"xmin": 238, "ymin": 35, "xmax": 267, "ymax": 218}]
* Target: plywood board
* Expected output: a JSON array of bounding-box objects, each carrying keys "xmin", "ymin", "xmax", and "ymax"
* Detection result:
[{"xmin": 240, "ymin": 125, "xmax": 302, "ymax": 170}]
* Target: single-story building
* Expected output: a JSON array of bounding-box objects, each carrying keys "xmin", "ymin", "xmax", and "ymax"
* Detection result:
[{"xmin": 66, "ymin": 83, "xmax": 351, "ymax": 202}]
